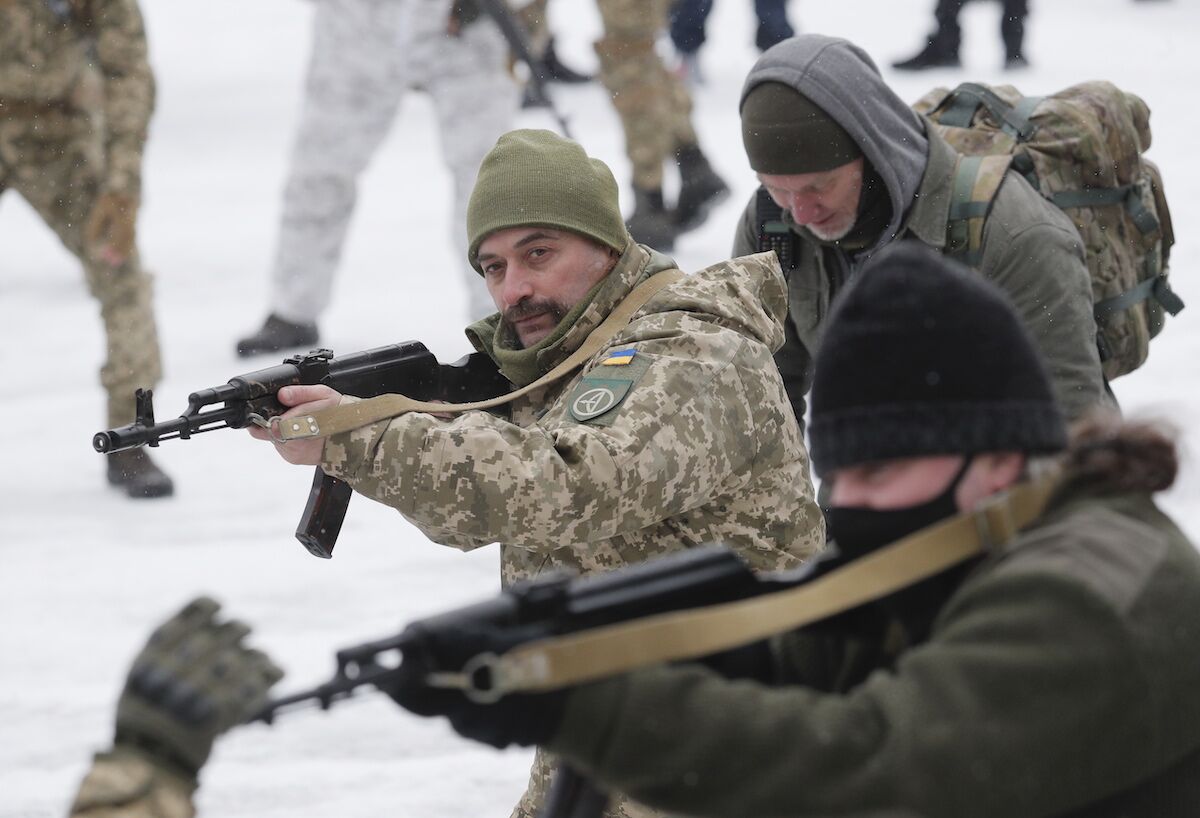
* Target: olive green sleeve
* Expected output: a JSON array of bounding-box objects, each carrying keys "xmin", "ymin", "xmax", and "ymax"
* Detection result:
[
  {"xmin": 771, "ymin": 313, "xmax": 812, "ymax": 436},
  {"xmin": 92, "ymin": 0, "xmax": 156, "ymax": 195},
  {"xmin": 548, "ymin": 573, "xmax": 1153, "ymax": 818},
  {"xmin": 731, "ymin": 192, "xmax": 760, "ymax": 259},
  {"xmin": 981, "ymin": 180, "xmax": 1113, "ymax": 421}
]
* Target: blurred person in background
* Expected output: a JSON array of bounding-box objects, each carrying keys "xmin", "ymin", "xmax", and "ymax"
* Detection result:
[
  {"xmin": 0, "ymin": 0, "xmax": 173, "ymax": 498},
  {"xmin": 893, "ymin": 0, "xmax": 1029, "ymax": 70},
  {"xmin": 236, "ymin": 0, "xmax": 518, "ymax": 357}
]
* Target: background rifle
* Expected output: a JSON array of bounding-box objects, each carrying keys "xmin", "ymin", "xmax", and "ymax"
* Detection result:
[
  {"xmin": 250, "ymin": 545, "xmax": 802, "ymax": 817},
  {"xmin": 471, "ymin": 0, "xmax": 573, "ymax": 139},
  {"xmin": 93, "ymin": 343, "xmax": 511, "ymax": 558}
]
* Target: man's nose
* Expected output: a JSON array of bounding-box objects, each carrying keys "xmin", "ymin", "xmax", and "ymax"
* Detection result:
[
  {"xmin": 787, "ymin": 195, "xmax": 822, "ymax": 225},
  {"xmin": 501, "ymin": 269, "xmax": 535, "ymax": 310}
]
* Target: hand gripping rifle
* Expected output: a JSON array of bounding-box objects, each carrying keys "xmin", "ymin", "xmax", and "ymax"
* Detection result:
[{"xmin": 92, "ymin": 344, "xmax": 511, "ymax": 558}]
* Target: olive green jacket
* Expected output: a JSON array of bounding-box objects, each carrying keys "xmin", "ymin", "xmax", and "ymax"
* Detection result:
[
  {"xmin": 548, "ymin": 482, "xmax": 1200, "ymax": 817},
  {"xmin": 733, "ymin": 128, "xmax": 1112, "ymax": 429}
]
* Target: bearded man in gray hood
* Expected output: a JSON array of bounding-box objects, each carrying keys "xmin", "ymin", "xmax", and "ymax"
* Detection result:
[{"xmin": 732, "ymin": 34, "xmax": 1112, "ymax": 431}]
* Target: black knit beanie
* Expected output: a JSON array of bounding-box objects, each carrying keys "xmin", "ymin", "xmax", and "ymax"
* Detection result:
[{"xmin": 808, "ymin": 242, "xmax": 1067, "ymax": 478}]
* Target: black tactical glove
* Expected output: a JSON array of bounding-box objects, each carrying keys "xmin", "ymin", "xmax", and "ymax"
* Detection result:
[
  {"xmin": 383, "ymin": 620, "xmax": 567, "ymax": 750},
  {"xmin": 114, "ymin": 597, "xmax": 284, "ymax": 780}
]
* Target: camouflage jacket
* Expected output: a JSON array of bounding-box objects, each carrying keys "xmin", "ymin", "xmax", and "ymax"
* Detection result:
[
  {"xmin": 68, "ymin": 748, "xmax": 195, "ymax": 818},
  {"xmin": 733, "ymin": 127, "xmax": 1112, "ymax": 430},
  {"xmin": 322, "ymin": 243, "xmax": 825, "ymax": 586},
  {"xmin": 0, "ymin": 0, "xmax": 155, "ymax": 194}
]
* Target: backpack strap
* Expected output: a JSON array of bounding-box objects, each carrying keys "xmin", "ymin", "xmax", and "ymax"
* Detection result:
[
  {"xmin": 937, "ymin": 82, "xmax": 1043, "ymax": 141},
  {"xmin": 755, "ymin": 187, "xmax": 798, "ymax": 273},
  {"xmin": 946, "ymin": 154, "xmax": 1013, "ymax": 268}
]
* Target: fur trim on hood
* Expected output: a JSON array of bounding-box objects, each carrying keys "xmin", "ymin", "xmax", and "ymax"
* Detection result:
[{"xmin": 1059, "ymin": 413, "xmax": 1179, "ymax": 496}]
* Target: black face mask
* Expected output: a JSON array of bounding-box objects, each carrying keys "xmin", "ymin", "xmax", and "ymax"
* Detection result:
[{"xmin": 825, "ymin": 457, "xmax": 973, "ymax": 558}]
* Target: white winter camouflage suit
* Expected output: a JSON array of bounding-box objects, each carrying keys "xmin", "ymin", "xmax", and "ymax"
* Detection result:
[{"xmin": 267, "ymin": 0, "xmax": 517, "ymax": 324}]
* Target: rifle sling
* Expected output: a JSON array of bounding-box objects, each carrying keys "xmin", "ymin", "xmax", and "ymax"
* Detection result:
[
  {"xmin": 277, "ymin": 270, "xmax": 684, "ymax": 441},
  {"xmin": 446, "ymin": 476, "xmax": 1059, "ymax": 700}
]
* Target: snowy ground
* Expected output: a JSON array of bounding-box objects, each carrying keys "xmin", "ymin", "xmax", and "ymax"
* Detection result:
[{"xmin": 2, "ymin": 0, "xmax": 1198, "ymax": 815}]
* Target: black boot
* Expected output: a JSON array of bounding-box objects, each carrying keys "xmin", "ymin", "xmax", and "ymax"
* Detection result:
[
  {"xmin": 892, "ymin": 29, "xmax": 961, "ymax": 71},
  {"xmin": 674, "ymin": 144, "xmax": 730, "ymax": 232},
  {"xmin": 107, "ymin": 449, "xmax": 174, "ymax": 499},
  {"xmin": 626, "ymin": 188, "xmax": 680, "ymax": 252},
  {"xmin": 543, "ymin": 38, "xmax": 592, "ymax": 84},
  {"xmin": 236, "ymin": 314, "xmax": 319, "ymax": 358}
]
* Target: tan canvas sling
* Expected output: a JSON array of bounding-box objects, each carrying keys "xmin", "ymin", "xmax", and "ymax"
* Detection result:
[{"xmin": 275, "ymin": 269, "xmax": 684, "ymax": 442}]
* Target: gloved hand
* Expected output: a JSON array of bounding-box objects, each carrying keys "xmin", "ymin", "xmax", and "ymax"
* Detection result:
[
  {"xmin": 383, "ymin": 620, "xmax": 567, "ymax": 750},
  {"xmin": 114, "ymin": 597, "xmax": 284, "ymax": 780},
  {"xmin": 85, "ymin": 190, "xmax": 139, "ymax": 265}
]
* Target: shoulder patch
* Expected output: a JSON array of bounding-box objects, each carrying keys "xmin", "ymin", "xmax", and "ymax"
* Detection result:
[{"xmin": 568, "ymin": 354, "xmax": 651, "ymax": 426}]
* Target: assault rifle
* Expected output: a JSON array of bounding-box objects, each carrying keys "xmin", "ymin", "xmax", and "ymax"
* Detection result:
[
  {"xmin": 472, "ymin": 0, "xmax": 573, "ymax": 138},
  {"xmin": 93, "ymin": 344, "xmax": 511, "ymax": 558},
  {"xmin": 249, "ymin": 544, "xmax": 812, "ymax": 818}
]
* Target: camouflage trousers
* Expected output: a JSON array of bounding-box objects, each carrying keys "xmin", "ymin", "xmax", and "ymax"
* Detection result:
[
  {"xmin": 511, "ymin": 748, "xmax": 665, "ymax": 818},
  {"xmin": 595, "ymin": 0, "xmax": 697, "ymax": 191},
  {"xmin": 0, "ymin": 108, "xmax": 162, "ymax": 427},
  {"xmin": 268, "ymin": 0, "xmax": 517, "ymax": 324}
]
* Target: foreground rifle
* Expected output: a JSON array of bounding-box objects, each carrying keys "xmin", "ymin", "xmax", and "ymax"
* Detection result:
[
  {"xmin": 246, "ymin": 474, "xmax": 1061, "ymax": 816},
  {"xmin": 250, "ymin": 545, "xmax": 787, "ymax": 818},
  {"xmin": 93, "ymin": 344, "xmax": 510, "ymax": 558}
]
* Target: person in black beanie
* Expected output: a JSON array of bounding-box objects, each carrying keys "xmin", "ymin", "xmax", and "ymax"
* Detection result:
[{"xmin": 389, "ymin": 240, "xmax": 1200, "ymax": 818}]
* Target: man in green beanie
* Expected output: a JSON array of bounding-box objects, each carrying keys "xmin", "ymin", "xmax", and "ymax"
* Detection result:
[
  {"xmin": 732, "ymin": 34, "xmax": 1112, "ymax": 433},
  {"xmin": 250, "ymin": 128, "xmax": 826, "ymax": 818}
]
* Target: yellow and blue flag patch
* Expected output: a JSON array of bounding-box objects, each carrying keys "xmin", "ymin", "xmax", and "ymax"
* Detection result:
[{"xmin": 601, "ymin": 348, "xmax": 637, "ymax": 366}]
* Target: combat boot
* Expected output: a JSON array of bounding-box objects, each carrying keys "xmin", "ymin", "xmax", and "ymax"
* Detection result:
[
  {"xmin": 236, "ymin": 313, "xmax": 319, "ymax": 358},
  {"xmin": 674, "ymin": 144, "xmax": 730, "ymax": 232},
  {"xmin": 626, "ymin": 188, "xmax": 680, "ymax": 252},
  {"xmin": 892, "ymin": 30, "xmax": 960, "ymax": 71},
  {"xmin": 107, "ymin": 449, "xmax": 174, "ymax": 499}
]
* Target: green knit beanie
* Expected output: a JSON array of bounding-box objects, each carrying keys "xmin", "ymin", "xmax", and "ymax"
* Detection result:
[
  {"xmin": 741, "ymin": 82, "xmax": 861, "ymax": 174},
  {"xmin": 467, "ymin": 129, "xmax": 630, "ymax": 272}
]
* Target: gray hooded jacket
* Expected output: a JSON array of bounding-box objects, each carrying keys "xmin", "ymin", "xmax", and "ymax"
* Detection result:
[{"xmin": 733, "ymin": 35, "xmax": 1111, "ymax": 429}]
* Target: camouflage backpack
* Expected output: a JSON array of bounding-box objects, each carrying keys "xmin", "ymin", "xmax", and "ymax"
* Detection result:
[{"xmin": 915, "ymin": 81, "xmax": 1184, "ymax": 381}]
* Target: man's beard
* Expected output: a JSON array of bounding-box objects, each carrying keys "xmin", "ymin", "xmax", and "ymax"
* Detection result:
[
  {"xmin": 808, "ymin": 214, "xmax": 855, "ymax": 242},
  {"xmin": 500, "ymin": 298, "xmax": 569, "ymax": 348}
]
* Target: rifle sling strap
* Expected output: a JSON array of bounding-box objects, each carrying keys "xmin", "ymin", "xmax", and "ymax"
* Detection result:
[
  {"xmin": 277, "ymin": 270, "xmax": 685, "ymax": 441},
  {"xmin": 444, "ymin": 475, "xmax": 1059, "ymax": 700}
]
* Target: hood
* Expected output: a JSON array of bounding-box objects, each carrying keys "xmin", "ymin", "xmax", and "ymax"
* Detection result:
[
  {"xmin": 741, "ymin": 35, "xmax": 929, "ymax": 255},
  {"xmin": 637, "ymin": 251, "xmax": 790, "ymax": 353}
]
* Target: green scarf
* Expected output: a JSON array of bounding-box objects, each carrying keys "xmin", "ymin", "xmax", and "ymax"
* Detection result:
[{"xmin": 467, "ymin": 275, "xmax": 609, "ymax": 387}]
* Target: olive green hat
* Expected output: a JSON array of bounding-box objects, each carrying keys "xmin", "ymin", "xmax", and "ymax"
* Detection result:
[
  {"xmin": 740, "ymin": 82, "xmax": 861, "ymax": 174},
  {"xmin": 466, "ymin": 129, "xmax": 630, "ymax": 272}
]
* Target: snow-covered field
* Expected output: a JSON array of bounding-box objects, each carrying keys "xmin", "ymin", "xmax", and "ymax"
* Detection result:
[{"xmin": 2, "ymin": 0, "xmax": 1197, "ymax": 815}]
